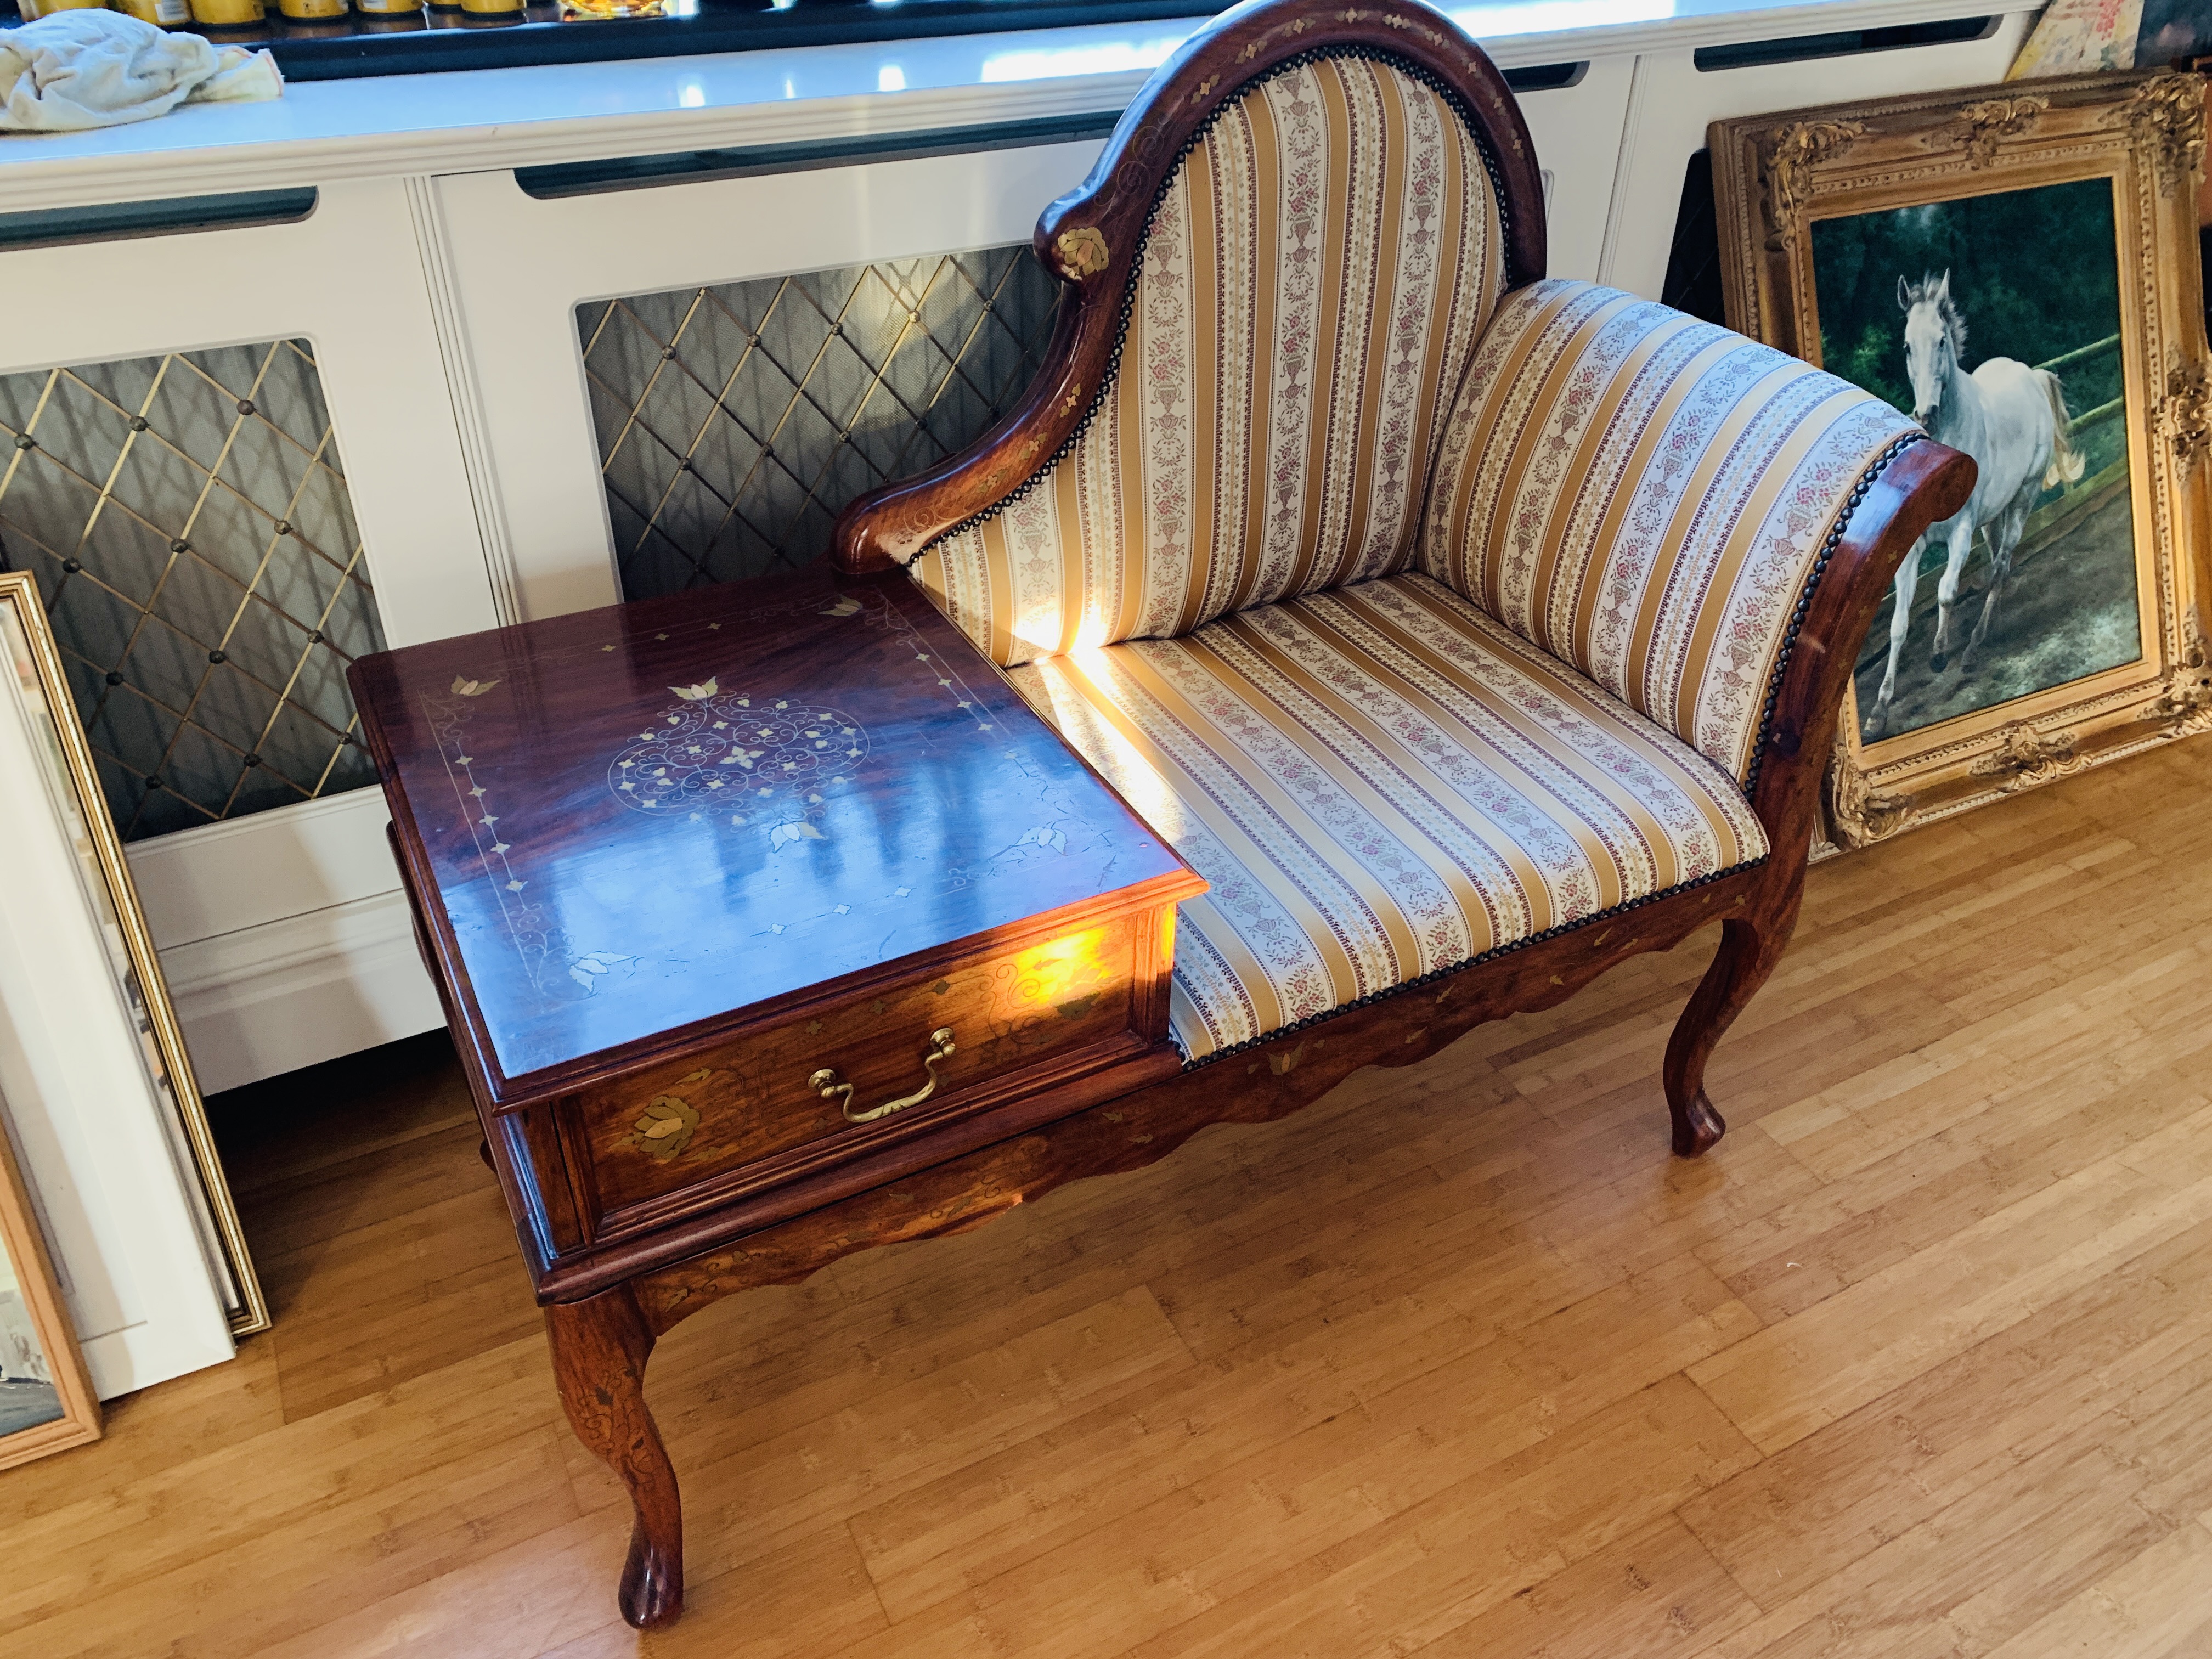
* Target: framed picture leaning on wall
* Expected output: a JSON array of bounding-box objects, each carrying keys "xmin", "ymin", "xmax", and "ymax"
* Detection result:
[
  {"xmin": 0, "ymin": 1104, "xmax": 99, "ymax": 1472},
  {"xmin": 1711, "ymin": 70, "xmax": 2212, "ymax": 848},
  {"xmin": 0, "ymin": 571, "xmax": 263, "ymax": 1386}
]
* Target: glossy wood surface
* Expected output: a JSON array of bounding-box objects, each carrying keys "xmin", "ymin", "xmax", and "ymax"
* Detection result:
[
  {"xmin": 348, "ymin": 569, "xmax": 1194, "ymax": 1101},
  {"xmin": 831, "ymin": 0, "xmax": 1548, "ymax": 574},
  {"xmin": 14, "ymin": 737, "xmax": 2210, "ymax": 1657},
  {"xmin": 566, "ymin": 913, "xmax": 1150, "ymax": 1234}
]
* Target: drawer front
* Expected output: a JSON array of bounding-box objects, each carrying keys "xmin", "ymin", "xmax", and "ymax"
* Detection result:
[{"xmin": 566, "ymin": 915, "xmax": 1153, "ymax": 1232}]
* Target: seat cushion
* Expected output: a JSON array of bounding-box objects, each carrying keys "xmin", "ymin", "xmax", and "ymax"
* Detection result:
[
  {"xmin": 914, "ymin": 52, "xmax": 1508, "ymax": 668},
  {"xmin": 1005, "ymin": 572, "xmax": 1769, "ymax": 1060}
]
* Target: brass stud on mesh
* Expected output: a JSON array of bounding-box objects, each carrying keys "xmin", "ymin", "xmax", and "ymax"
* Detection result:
[{"xmin": 0, "ymin": 342, "xmax": 382, "ymax": 839}]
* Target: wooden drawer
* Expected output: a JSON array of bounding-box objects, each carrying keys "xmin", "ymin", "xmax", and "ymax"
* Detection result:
[
  {"xmin": 354, "ymin": 567, "xmax": 1204, "ymax": 1293},
  {"xmin": 561, "ymin": 914, "xmax": 1157, "ymax": 1240}
]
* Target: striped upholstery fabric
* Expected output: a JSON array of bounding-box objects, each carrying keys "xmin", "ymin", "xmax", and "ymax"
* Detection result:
[
  {"xmin": 1418, "ymin": 280, "xmax": 1920, "ymax": 781},
  {"xmin": 914, "ymin": 54, "xmax": 1506, "ymax": 668},
  {"xmin": 1007, "ymin": 573, "xmax": 1768, "ymax": 1060}
]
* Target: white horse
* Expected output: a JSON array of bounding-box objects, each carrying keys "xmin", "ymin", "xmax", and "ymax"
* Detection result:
[{"xmin": 1863, "ymin": 271, "xmax": 2085, "ymax": 738}]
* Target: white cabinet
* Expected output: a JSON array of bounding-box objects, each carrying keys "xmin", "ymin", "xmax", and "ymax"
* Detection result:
[{"xmin": 0, "ymin": 0, "xmax": 2041, "ymax": 1090}]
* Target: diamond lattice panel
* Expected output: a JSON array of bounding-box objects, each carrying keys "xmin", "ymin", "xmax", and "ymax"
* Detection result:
[
  {"xmin": 580, "ymin": 245, "xmax": 1062, "ymax": 599},
  {"xmin": 0, "ymin": 341, "xmax": 386, "ymax": 842}
]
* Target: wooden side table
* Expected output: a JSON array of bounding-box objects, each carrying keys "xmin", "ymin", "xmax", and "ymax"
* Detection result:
[{"xmin": 350, "ymin": 568, "xmax": 1203, "ymax": 1627}]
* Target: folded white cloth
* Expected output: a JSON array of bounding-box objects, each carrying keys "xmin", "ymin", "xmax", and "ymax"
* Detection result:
[{"xmin": 0, "ymin": 10, "xmax": 283, "ymax": 133}]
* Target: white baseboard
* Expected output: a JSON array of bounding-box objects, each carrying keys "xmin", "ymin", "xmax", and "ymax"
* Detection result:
[
  {"xmin": 156, "ymin": 889, "xmax": 443, "ymax": 1096},
  {"xmin": 126, "ymin": 791, "xmax": 443, "ymax": 1094}
]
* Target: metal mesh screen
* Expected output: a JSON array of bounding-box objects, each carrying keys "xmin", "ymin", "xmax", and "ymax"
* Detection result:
[
  {"xmin": 579, "ymin": 245, "xmax": 1062, "ymax": 599},
  {"xmin": 0, "ymin": 341, "xmax": 386, "ymax": 842}
]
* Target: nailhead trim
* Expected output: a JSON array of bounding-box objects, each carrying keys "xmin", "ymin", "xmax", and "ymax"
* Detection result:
[
  {"xmin": 1740, "ymin": 431, "xmax": 1922, "ymax": 800},
  {"xmin": 905, "ymin": 44, "xmax": 1522, "ymax": 566},
  {"xmin": 1181, "ymin": 855, "xmax": 1769, "ymax": 1072}
]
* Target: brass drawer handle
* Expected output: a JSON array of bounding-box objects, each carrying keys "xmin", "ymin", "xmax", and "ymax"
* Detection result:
[{"xmin": 810, "ymin": 1027, "xmax": 956, "ymax": 1124}]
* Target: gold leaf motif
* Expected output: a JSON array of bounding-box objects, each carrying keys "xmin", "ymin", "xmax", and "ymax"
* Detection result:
[
  {"xmin": 668, "ymin": 678, "xmax": 719, "ymax": 701},
  {"xmin": 2138, "ymin": 608, "xmax": 2212, "ymax": 738},
  {"xmin": 628, "ymin": 1084, "xmax": 703, "ymax": 1160},
  {"xmin": 1950, "ymin": 94, "xmax": 2047, "ymax": 166},
  {"xmin": 1825, "ymin": 725, "xmax": 1915, "ymax": 850},
  {"xmin": 1054, "ymin": 226, "xmax": 1110, "ymax": 279},
  {"xmin": 2118, "ymin": 71, "xmax": 2208, "ymax": 196},
  {"xmin": 1968, "ymin": 721, "xmax": 2087, "ymax": 793},
  {"xmin": 1758, "ymin": 120, "xmax": 1866, "ymax": 250},
  {"xmin": 2156, "ymin": 356, "xmax": 2211, "ymax": 466},
  {"xmin": 1190, "ymin": 74, "xmax": 1218, "ymax": 104},
  {"xmin": 450, "ymin": 675, "xmax": 500, "ymax": 697}
]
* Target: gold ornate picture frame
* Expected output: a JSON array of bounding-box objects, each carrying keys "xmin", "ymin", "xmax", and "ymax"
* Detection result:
[
  {"xmin": 0, "ymin": 1113, "xmax": 100, "ymax": 1472},
  {"xmin": 0, "ymin": 571, "xmax": 266, "ymax": 1336},
  {"xmin": 1712, "ymin": 70, "xmax": 2212, "ymax": 849}
]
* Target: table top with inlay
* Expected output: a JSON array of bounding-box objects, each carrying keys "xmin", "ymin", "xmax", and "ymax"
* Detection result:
[{"xmin": 350, "ymin": 568, "xmax": 1189, "ymax": 1101}]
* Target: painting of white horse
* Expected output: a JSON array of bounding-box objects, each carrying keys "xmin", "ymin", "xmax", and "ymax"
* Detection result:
[
  {"xmin": 1861, "ymin": 272, "xmax": 2086, "ymax": 738},
  {"xmin": 1809, "ymin": 177, "xmax": 2142, "ymax": 744}
]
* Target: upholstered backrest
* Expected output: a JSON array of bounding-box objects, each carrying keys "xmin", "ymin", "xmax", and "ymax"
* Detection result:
[
  {"xmin": 912, "ymin": 53, "xmax": 1508, "ymax": 668},
  {"xmin": 1418, "ymin": 280, "xmax": 1920, "ymax": 782}
]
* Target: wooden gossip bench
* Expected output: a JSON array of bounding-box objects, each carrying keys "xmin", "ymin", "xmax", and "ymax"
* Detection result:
[{"xmin": 354, "ymin": 0, "xmax": 1973, "ymax": 1628}]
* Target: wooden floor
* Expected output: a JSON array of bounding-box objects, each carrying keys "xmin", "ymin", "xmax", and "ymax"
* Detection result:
[{"xmin": 12, "ymin": 739, "xmax": 2212, "ymax": 1657}]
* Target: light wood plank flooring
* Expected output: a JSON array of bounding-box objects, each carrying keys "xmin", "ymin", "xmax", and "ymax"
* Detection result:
[{"xmin": 10, "ymin": 738, "xmax": 2212, "ymax": 1657}]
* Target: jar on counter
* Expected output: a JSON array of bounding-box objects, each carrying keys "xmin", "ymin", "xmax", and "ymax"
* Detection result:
[
  {"xmin": 188, "ymin": 0, "xmax": 267, "ymax": 22},
  {"xmin": 276, "ymin": 0, "xmax": 350, "ymax": 17},
  {"xmin": 109, "ymin": 0, "xmax": 198, "ymax": 20}
]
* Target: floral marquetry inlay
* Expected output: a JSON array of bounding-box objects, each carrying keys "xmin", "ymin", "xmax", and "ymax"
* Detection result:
[
  {"xmin": 607, "ymin": 691, "xmax": 869, "ymax": 836},
  {"xmin": 1054, "ymin": 228, "xmax": 1111, "ymax": 280},
  {"xmin": 629, "ymin": 1076, "xmax": 706, "ymax": 1160},
  {"xmin": 352, "ymin": 572, "xmax": 1194, "ymax": 1088}
]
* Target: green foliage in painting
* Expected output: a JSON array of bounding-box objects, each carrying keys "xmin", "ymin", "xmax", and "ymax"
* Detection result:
[{"xmin": 1811, "ymin": 177, "xmax": 2125, "ymax": 422}]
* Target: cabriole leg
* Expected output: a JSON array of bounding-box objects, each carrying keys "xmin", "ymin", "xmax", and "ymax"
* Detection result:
[
  {"xmin": 545, "ymin": 1284, "xmax": 684, "ymax": 1628},
  {"xmin": 1662, "ymin": 902, "xmax": 1796, "ymax": 1157}
]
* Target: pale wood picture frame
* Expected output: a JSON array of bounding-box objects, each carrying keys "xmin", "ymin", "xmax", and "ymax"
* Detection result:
[
  {"xmin": 0, "ymin": 571, "xmax": 266, "ymax": 1352},
  {"xmin": 1711, "ymin": 69, "xmax": 2212, "ymax": 849},
  {"xmin": 0, "ymin": 1102, "xmax": 100, "ymax": 1472}
]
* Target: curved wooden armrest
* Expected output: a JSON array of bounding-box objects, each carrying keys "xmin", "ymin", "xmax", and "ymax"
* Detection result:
[
  {"xmin": 830, "ymin": 0, "xmax": 1547, "ymax": 574},
  {"xmin": 1750, "ymin": 437, "xmax": 1976, "ymax": 855}
]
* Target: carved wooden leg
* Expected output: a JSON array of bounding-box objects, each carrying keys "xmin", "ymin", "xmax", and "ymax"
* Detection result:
[
  {"xmin": 1662, "ymin": 899, "xmax": 1797, "ymax": 1157},
  {"xmin": 545, "ymin": 1284, "xmax": 684, "ymax": 1628}
]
